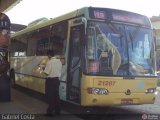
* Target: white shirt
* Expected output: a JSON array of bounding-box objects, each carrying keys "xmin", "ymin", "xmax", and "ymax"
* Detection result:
[{"xmin": 44, "ymin": 57, "xmax": 62, "ymax": 78}]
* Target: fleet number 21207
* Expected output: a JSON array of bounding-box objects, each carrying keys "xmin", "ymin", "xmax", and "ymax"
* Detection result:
[{"xmin": 98, "ymin": 81, "xmax": 116, "ymax": 86}]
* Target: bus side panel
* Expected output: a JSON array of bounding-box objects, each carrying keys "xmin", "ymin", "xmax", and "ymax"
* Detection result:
[
  {"xmin": 11, "ymin": 56, "xmax": 68, "ymax": 100},
  {"xmin": 11, "ymin": 56, "xmax": 48, "ymax": 94}
]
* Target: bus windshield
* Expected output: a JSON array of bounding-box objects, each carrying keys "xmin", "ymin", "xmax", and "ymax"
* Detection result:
[{"xmin": 85, "ymin": 21, "xmax": 155, "ymax": 76}]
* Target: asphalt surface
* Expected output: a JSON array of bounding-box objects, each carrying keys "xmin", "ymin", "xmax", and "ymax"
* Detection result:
[
  {"xmin": 0, "ymin": 88, "xmax": 159, "ymax": 120},
  {"xmin": 62, "ymin": 89, "xmax": 160, "ymax": 120},
  {"xmin": 0, "ymin": 88, "xmax": 82, "ymax": 120}
]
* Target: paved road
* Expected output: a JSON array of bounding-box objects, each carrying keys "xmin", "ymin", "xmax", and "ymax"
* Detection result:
[
  {"xmin": 62, "ymin": 90, "xmax": 160, "ymax": 120},
  {"xmin": 0, "ymin": 88, "xmax": 82, "ymax": 120},
  {"xmin": 0, "ymin": 88, "xmax": 159, "ymax": 120}
]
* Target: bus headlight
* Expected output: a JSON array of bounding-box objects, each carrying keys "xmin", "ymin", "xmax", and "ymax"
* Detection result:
[
  {"xmin": 145, "ymin": 88, "xmax": 156, "ymax": 94},
  {"xmin": 87, "ymin": 87, "xmax": 109, "ymax": 95}
]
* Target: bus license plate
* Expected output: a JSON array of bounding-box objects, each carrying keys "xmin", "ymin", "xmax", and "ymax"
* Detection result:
[{"xmin": 121, "ymin": 99, "xmax": 133, "ymax": 104}]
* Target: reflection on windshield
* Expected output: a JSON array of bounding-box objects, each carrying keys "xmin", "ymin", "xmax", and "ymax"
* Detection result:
[
  {"xmin": 85, "ymin": 21, "xmax": 155, "ymax": 76},
  {"xmin": 127, "ymin": 26, "xmax": 154, "ymax": 76}
]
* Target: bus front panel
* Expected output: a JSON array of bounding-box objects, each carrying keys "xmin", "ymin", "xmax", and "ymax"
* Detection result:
[{"xmin": 81, "ymin": 75, "xmax": 157, "ymax": 106}]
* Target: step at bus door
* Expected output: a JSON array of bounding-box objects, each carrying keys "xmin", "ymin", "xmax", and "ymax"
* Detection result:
[{"xmin": 67, "ymin": 25, "xmax": 84, "ymax": 103}]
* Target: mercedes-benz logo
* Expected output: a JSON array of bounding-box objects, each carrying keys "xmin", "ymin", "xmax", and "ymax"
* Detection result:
[{"xmin": 125, "ymin": 89, "xmax": 131, "ymax": 95}]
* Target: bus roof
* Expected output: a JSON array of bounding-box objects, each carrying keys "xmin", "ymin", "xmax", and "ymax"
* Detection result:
[
  {"xmin": 11, "ymin": 7, "xmax": 150, "ymax": 38},
  {"xmin": 11, "ymin": 7, "xmax": 89, "ymax": 38}
]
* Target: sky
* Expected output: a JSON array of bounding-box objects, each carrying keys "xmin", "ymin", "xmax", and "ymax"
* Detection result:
[{"xmin": 5, "ymin": 0, "xmax": 160, "ymax": 25}]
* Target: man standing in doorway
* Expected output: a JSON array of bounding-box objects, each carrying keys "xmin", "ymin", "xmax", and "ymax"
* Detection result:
[{"xmin": 44, "ymin": 50, "xmax": 62, "ymax": 116}]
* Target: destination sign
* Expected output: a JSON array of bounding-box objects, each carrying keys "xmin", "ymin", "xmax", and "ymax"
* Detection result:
[{"xmin": 89, "ymin": 7, "xmax": 150, "ymax": 27}]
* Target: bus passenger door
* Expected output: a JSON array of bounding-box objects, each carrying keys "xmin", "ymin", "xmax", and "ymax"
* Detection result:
[{"xmin": 67, "ymin": 25, "xmax": 83, "ymax": 103}]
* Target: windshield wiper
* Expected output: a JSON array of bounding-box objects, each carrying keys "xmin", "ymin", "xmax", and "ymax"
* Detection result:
[
  {"xmin": 128, "ymin": 25, "xmax": 142, "ymax": 51},
  {"xmin": 105, "ymin": 20, "xmax": 123, "ymax": 40},
  {"xmin": 105, "ymin": 20, "xmax": 119, "ymax": 34},
  {"xmin": 129, "ymin": 25, "xmax": 142, "ymax": 40},
  {"xmin": 128, "ymin": 32, "xmax": 134, "ymax": 50}
]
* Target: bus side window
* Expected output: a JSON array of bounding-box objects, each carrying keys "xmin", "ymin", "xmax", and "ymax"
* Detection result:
[
  {"xmin": 49, "ymin": 35, "xmax": 64, "ymax": 55},
  {"xmin": 49, "ymin": 22, "xmax": 68, "ymax": 56},
  {"xmin": 27, "ymin": 37, "xmax": 37, "ymax": 56},
  {"xmin": 37, "ymin": 38, "xmax": 49, "ymax": 56},
  {"xmin": 10, "ymin": 38, "xmax": 27, "ymax": 57}
]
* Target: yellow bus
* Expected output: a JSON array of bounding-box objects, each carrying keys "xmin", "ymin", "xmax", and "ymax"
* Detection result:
[{"xmin": 10, "ymin": 7, "xmax": 157, "ymax": 106}]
